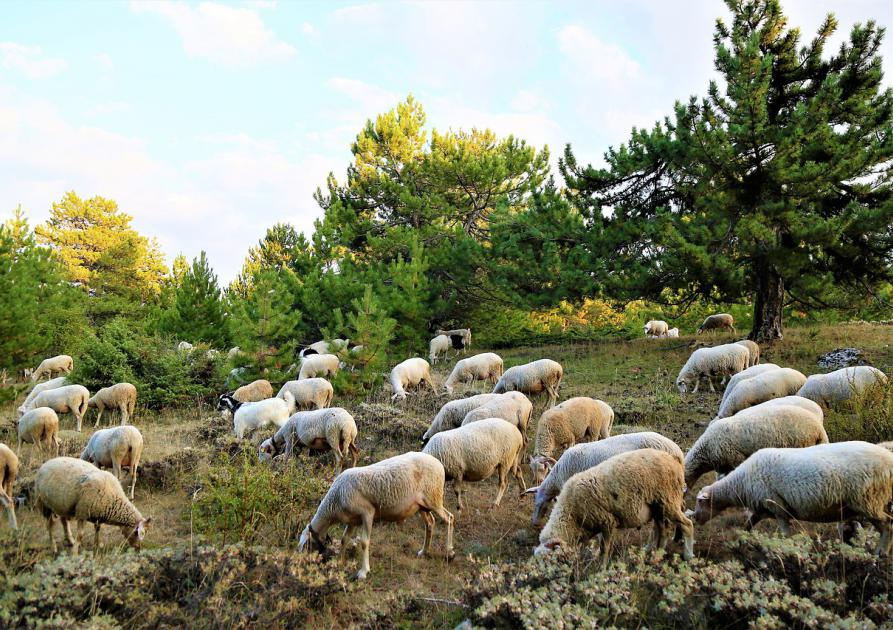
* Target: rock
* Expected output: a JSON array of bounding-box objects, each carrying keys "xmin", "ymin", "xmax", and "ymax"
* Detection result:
[{"xmin": 817, "ymin": 348, "xmax": 868, "ymax": 370}]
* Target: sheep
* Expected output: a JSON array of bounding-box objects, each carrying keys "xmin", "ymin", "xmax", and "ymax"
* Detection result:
[
  {"xmin": 390, "ymin": 357, "xmax": 436, "ymax": 401},
  {"xmin": 644, "ymin": 320, "xmax": 669, "ymax": 337},
  {"xmin": 218, "ymin": 392, "xmax": 296, "ymax": 439},
  {"xmin": 534, "ymin": 448, "xmax": 694, "ymax": 566},
  {"xmin": 429, "ymin": 335, "xmax": 451, "ymax": 365},
  {"xmin": 525, "ymin": 432, "xmax": 684, "ymax": 527},
  {"xmin": 735, "ymin": 340, "xmax": 761, "ymax": 367},
  {"xmin": 299, "ymin": 354, "xmax": 340, "ymax": 380},
  {"xmin": 530, "ymin": 397, "xmax": 614, "ymax": 483},
  {"xmin": 232, "ymin": 379, "xmax": 274, "ymax": 403},
  {"xmin": 676, "ymin": 344, "xmax": 749, "ymax": 394},
  {"xmin": 712, "ymin": 395, "xmax": 823, "ymax": 425},
  {"xmin": 684, "ymin": 405, "xmax": 828, "ymax": 489},
  {"xmin": 18, "ymin": 376, "xmax": 67, "ymax": 417},
  {"xmin": 693, "ymin": 441, "xmax": 893, "ymax": 555},
  {"xmin": 666, "ymin": 327, "xmax": 680, "ymax": 338},
  {"xmin": 436, "ymin": 328, "xmax": 472, "ymax": 354},
  {"xmin": 714, "ymin": 367, "xmax": 806, "ymax": 419},
  {"xmin": 422, "ymin": 393, "xmax": 502, "ymax": 444},
  {"xmin": 34, "ymin": 457, "xmax": 150, "ymax": 554},
  {"xmin": 259, "ymin": 407, "xmax": 359, "ymax": 474},
  {"xmin": 422, "ymin": 418, "xmax": 526, "ymax": 515},
  {"xmin": 31, "ymin": 354, "xmax": 73, "ymax": 381},
  {"xmin": 796, "ymin": 366, "xmax": 888, "ymax": 408},
  {"xmin": 697, "ymin": 313, "xmax": 736, "ymax": 335},
  {"xmin": 718, "ymin": 363, "xmax": 781, "ymax": 409},
  {"xmin": 17, "ymin": 407, "xmax": 60, "ymax": 458},
  {"xmin": 88, "ymin": 382, "xmax": 138, "ymax": 427},
  {"xmin": 443, "ymin": 353, "xmax": 504, "ymax": 394},
  {"xmin": 30, "ymin": 384, "xmax": 90, "ymax": 432},
  {"xmin": 298, "ymin": 451, "xmax": 454, "ymax": 580},
  {"xmin": 80, "ymin": 426, "xmax": 144, "ymax": 500},
  {"xmin": 227, "ymin": 346, "xmax": 243, "ymax": 360},
  {"xmin": 276, "ymin": 378, "xmax": 333, "ymax": 410},
  {"xmin": 300, "ymin": 339, "xmax": 349, "ymax": 358},
  {"xmin": 492, "ymin": 359, "xmax": 563, "ymax": 407},
  {"xmin": 177, "ymin": 341, "xmax": 193, "ymax": 352},
  {"xmin": 461, "ymin": 391, "xmax": 533, "ymax": 447},
  {"xmin": 0, "ymin": 443, "xmax": 18, "ymax": 530}
]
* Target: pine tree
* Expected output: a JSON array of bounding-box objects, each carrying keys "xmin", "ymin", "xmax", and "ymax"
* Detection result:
[
  {"xmin": 230, "ymin": 223, "xmax": 316, "ymax": 298},
  {"xmin": 163, "ymin": 251, "xmax": 230, "ymax": 347}
]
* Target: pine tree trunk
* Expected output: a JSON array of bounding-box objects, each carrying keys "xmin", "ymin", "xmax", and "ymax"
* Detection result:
[{"xmin": 750, "ymin": 262, "xmax": 784, "ymax": 341}]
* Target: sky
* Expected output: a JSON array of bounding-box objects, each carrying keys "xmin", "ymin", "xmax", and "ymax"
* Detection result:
[{"xmin": 2, "ymin": 0, "xmax": 892, "ymax": 283}]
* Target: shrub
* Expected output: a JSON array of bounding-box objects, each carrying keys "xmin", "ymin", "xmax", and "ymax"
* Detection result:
[{"xmin": 822, "ymin": 380, "xmax": 893, "ymax": 443}]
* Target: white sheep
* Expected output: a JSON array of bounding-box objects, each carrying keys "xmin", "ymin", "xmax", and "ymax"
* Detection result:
[
  {"xmin": 712, "ymin": 395, "xmax": 823, "ymax": 425},
  {"xmin": 535, "ymin": 448, "xmax": 694, "ymax": 566},
  {"xmin": 34, "ymin": 457, "xmax": 151, "ymax": 554},
  {"xmin": 714, "ymin": 367, "xmax": 806, "ymax": 419},
  {"xmin": 492, "ymin": 359, "xmax": 563, "ymax": 407},
  {"xmin": 676, "ymin": 344, "xmax": 749, "ymax": 393},
  {"xmin": 684, "ymin": 405, "xmax": 828, "ymax": 489},
  {"xmin": 80, "ymin": 425, "xmax": 144, "ymax": 500},
  {"xmin": 443, "ymin": 353, "xmax": 504, "ymax": 394},
  {"xmin": 17, "ymin": 407, "xmax": 60, "ymax": 458},
  {"xmin": 530, "ymin": 397, "xmax": 614, "ymax": 483},
  {"xmin": 177, "ymin": 341, "xmax": 194, "ymax": 352},
  {"xmin": 300, "ymin": 339, "xmax": 349, "ymax": 358},
  {"xmin": 299, "ymin": 354, "xmax": 340, "ymax": 380},
  {"xmin": 797, "ymin": 366, "xmax": 888, "ymax": 408},
  {"xmin": 30, "ymin": 384, "xmax": 90, "ymax": 432},
  {"xmin": 666, "ymin": 327, "xmax": 680, "ymax": 338},
  {"xmin": 429, "ymin": 334, "xmax": 451, "ymax": 365},
  {"xmin": 644, "ymin": 320, "xmax": 669, "ymax": 337},
  {"xmin": 423, "ymin": 418, "xmax": 526, "ymax": 515},
  {"xmin": 18, "ymin": 376, "xmax": 67, "ymax": 417},
  {"xmin": 697, "ymin": 313, "xmax": 736, "ymax": 335},
  {"xmin": 276, "ymin": 378, "xmax": 333, "ymax": 410},
  {"xmin": 31, "ymin": 354, "xmax": 73, "ymax": 381},
  {"xmin": 0, "ymin": 443, "xmax": 18, "ymax": 530},
  {"xmin": 232, "ymin": 379, "xmax": 274, "ymax": 403},
  {"xmin": 693, "ymin": 441, "xmax": 893, "ymax": 556},
  {"xmin": 422, "ymin": 393, "xmax": 502, "ymax": 444},
  {"xmin": 718, "ymin": 363, "xmax": 781, "ymax": 409},
  {"xmin": 461, "ymin": 391, "xmax": 533, "ymax": 447},
  {"xmin": 219, "ymin": 392, "xmax": 296, "ymax": 439},
  {"xmin": 298, "ymin": 451, "xmax": 454, "ymax": 580},
  {"xmin": 259, "ymin": 407, "xmax": 359, "ymax": 474},
  {"xmin": 88, "ymin": 382, "xmax": 138, "ymax": 427},
  {"xmin": 227, "ymin": 346, "xmax": 243, "ymax": 360},
  {"xmin": 735, "ymin": 340, "xmax": 761, "ymax": 367},
  {"xmin": 390, "ymin": 357, "xmax": 436, "ymax": 401}
]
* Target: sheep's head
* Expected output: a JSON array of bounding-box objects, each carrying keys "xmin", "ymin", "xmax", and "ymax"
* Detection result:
[
  {"xmin": 298, "ymin": 523, "xmax": 331, "ymax": 557},
  {"xmin": 529, "ymin": 455, "xmax": 556, "ymax": 484},
  {"xmin": 123, "ymin": 517, "xmax": 152, "ymax": 549},
  {"xmin": 533, "ymin": 538, "xmax": 562, "ymax": 555},
  {"xmin": 87, "ymin": 398, "xmax": 98, "ymax": 409},
  {"xmin": 217, "ymin": 393, "xmax": 238, "ymax": 413},
  {"xmin": 693, "ymin": 487, "xmax": 719, "ymax": 524},
  {"xmin": 676, "ymin": 377, "xmax": 691, "ymax": 394},
  {"xmin": 258, "ymin": 439, "xmax": 277, "ymax": 463}
]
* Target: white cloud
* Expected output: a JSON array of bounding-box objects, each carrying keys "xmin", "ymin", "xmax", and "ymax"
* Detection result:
[
  {"xmin": 130, "ymin": 1, "xmax": 296, "ymax": 67},
  {"xmin": 301, "ymin": 21, "xmax": 315, "ymax": 36},
  {"xmin": 332, "ymin": 3, "xmax": 382, "ymax": 22},
  {"xmin": 86, "ymin": 101, "xmax": 131, "ymax": 116},
  {"xmin": 557, "ymin": 25, "xmax": 639, "ymax": 83},
  {"xmin": 94, "ymin": 53, "xmax": 114, "ymax": 72},
  {"xmin": 327, "ymin": 77, "xmax": 400, "ymax": 115},
  {"xmin": 0, "ymin": 43, "xmax": 67, "ymax": 79},
  {"xmin": 511, "ymin": 89, "xmax": 550, "ymax": 114}
]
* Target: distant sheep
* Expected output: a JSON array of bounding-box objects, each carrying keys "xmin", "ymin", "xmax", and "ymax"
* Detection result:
[
  {"xmin": 530, "ymin": 397, "xmax": 614, "ymax": 483},
  {"xmin": 735, "ymin": 340, "xmax": 761, "ymax": 367},
  {"xmin": 80, "ymin": 425, "xmax": 144, "ymax": 500},
  {"xmin": 443, "ymin": 353, "xmax": 504, "ymax": 394},
  {"xmin": 233, "ymin": 379, "xmax": 274, "ymax": 403},
  {"xmin": 300, "ymin": 339, "xmax": 349, "ymax": 358},
  {"xmin": 644, "ymin": 320, "xmax": 669, "ymax": 337},
  {"xmin": 30, "ymin": 384, "xmax": 90, "ymax": 432},
  {"xmin": 429, "ymin": 335, "xmax": 451, "ymax": 365},
  {"xmin": 422, "ymin": 393, "xmax": 502, "ymax": 443},
  {"xmin": 299, "ymin": 354, "xmax": 340, "ymax": 380},
  {"xmin": 390, "ymin": 358, "xmax": 435, "ymax": 401},
  {"xmin": 0, "ymin": 443, "xmax": 18, "ymax": 530},
  {"xmin": 17, "ymin": 407, "xmax": 60, "ymax": 458},
  {"xmin": 88, "ymin": 382, "xmax": 137, "ymax": 427},
  {"xmin": 492, "ymin": 359, "xmax": 563, "ymax": 407},
  {"xmin": 177, "ymin": 341, "xmax": 194, "ymax": 353},
  {"xmin": 461, "ymin": 391, "xmax": 533, "ymax": 447},
  {"xmin": 714, "ymin": 367, "xmax": 806, "ymax": 419},
  {"xmin": 666, "ymin": 328, "xmax": 680, "ymax": 338},
  {"xmin": 676, "ymin": 344, "xmax": 749, "ymax": 393},
  {"xmin": 260, "ymin": 407, "xmax": 359, "ymax": 474},
  {"xmin": 697, "ymin": 313, "xmax": 736, "ymax": 335},
  {"xmin": 31, "ymin": 355, "xmax": 73, "ymax": 381},
  {"xmin": 797, "ymin": 366, "xmax": 888, "ymax": 408},
  {"xmin": 436, "ymin": 328, "xmax": 472, "ymax": 354},
  {"xmin": 276, "ymin": 378, "xmax": 333, "ymax": 410},
  {"xmin": 18, "ymin": 376, "xmax": 67, "ymax": 418}
]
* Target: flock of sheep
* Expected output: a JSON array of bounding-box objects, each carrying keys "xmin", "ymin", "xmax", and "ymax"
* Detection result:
[{"xmin": 2, "ymin": 318, "xmax": 893, "ymax": 583}]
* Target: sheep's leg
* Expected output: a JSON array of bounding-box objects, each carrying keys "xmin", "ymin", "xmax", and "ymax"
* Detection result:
[
  {"xmin": 453, "ymin": 478, "xmax": 465, "ymax": 514},
  {"xmin": 93, "ymin": 523, "xmax": 101, "ymax": 551},
  {"xmin": 119, "ymin": 403, "xmax": 128, "ymax": 426},
  {"xmin": 0, "ymin": 492, "xmax": 15, "ymax": 530},
  {"xmin": 707, "ymin": 377, "xmax": 716, "ymax": 393},
  {"xmin": 75, "ymin": 411, "xmax": 83, "ymax": 432},
  {"xmin": 76, "ymin": 520, "xmax": 85, "ymax": 547},
  {"xmin": 512, "ymin": 460, "xmax": 527, "ymax": 496},
  {"xmin": 691, "ymin": 379, "xmax": 700, "ymax": 394},
  {"xmin": 339, "ymin": 524, "xmax": 357, "ymax": 560},
  {"xmin": 600, "ymin": 527, "xmax": 616, "ymax": 568},
  {"xmin": 356, "ymin": 513, "xmax": 373, "ymax": 580},
  {"xmin": 332, "ymin": 450, "xmax": 343, "ymax": 477},
  {"xmin": 418, "ymin": 511, "xmax": 435, "ymax": 558},
  {"xmin": 112, "ymin": 459, "xmax": 123, "ymax": 482},
  {"xmin": 45, "ymin": 515, "xmax": 57, "ymax": 553},
  {"xmin": 93, "ymin": 406, "xmax": 103, "ymax": 428},
  {"xmin": 869, "ymin": 518, "xmax": 892, "ymax": 557},
  {"xmin": 431, "ymin": 505, "xmax": 455, "ymax": 559},
  {"xmin": 775, "ymin": 517, "xmax": 792, "ymax": 536},
  {"xmin": 492, "ymin": 465, "xmax": 510, "ymax": 508},
  {"xmin": 61, "ymin": 518, "xmax": 78, "ymax": 554}
]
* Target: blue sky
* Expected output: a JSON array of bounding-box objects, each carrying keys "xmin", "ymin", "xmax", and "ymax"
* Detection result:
[{"xmin": 2, "ymin": 0, "xmax": 892, "ymax": 282}]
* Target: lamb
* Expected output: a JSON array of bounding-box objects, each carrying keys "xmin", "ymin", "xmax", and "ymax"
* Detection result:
[
  {"xmin": 0, "ymin": 443, "xmax": 18, "ymax": 530},
  {"xmin": 390, "ymin": 357, "xmax": 436, "ymax": 401},
  {"xmin": 718, "ymin": 363, "xmax": 781, "ymax": 409},
  {"xmin": 80, "ymin": 426, "xmax": 144, "ymax": 500},
  {"xmin": 712, "ymin": 395, "xmax": 823, "ymax": 425},
  {"xmin": 461, "ymin": 391, "xmax": 533, "ymax": 446},
  {"xmin": 525, "ymin": 432, "xmax": 684, "ymax": 527},
  {"xmin": 530, "ymin": 397, "xmax": 614, "ymax": 483},
  {"xmin": 276, "ymin": 378, "xmax": 333, "ymax": 410},
  {"xmin": 644, "ymin": 320, "xmax": 669, "ymax": 337},
  {"xmin": 421, "ymin": 393, "xmax": 502, "ymax": 444},
  {"xmin": 17, "ymin": 407, "xmax": 60, "ymax": 458},
  {"xmin": 492, "ymin": 359, "xmax": 563, "ymax": 407},
  {"xmin": 436, "ymin": 328, "xmax": 472, "ymax": 354},
  {"xmin": 693, "ymin": 442, "xmax": 893, "ymax": 556},
  {"xmin": 299, "ymin": 354, "xmax": 340, "ymax": 380},
  {"xmin": 429, "ymin": 334, "xmax": 451, "ymax": 365},
  {"xmin": 796, "ymin": 366, "xmax": 888, "ymax": 408},
  {"xmin": 298, "ymin": 451, "xmax": 454, "ymax": 580},
  {"xmin": 676, "ymin": 344, "xmax": 749, "ymax": 393},
  {"xmin": 88, "ymin": 382, "xmax": 138, "ymax": 427},
  {"xmin": 666, "ymin": 327, "xmax": 680, "ymax": 338},
  {"xmin": 714, "ymin": 367, "xmax": 806, "ymax": 419},
  {"xmin": 534, "ymin": 448, "xmax": 694, "ymax": 566},
  {"xmin": 34, "ymin": 457, "xmax": 151, "ymax": 554},
  {"xmin": 31, "ymin": 354, "xmax": 73, "ymax": 381},
  {"xmin": 443, "ymin": 353, "xmax": 504, "ymax": 394},
  {"xmin": 735, "ymin": 340, "xmax": 761, "ymax": 367},
  {"xmin": 684, "ymin": 405, "xmax": 828, "ymax": 489},
  {"xmin": 218, "ymin": 392, "xmax": 296, "ymax": 439},
  {"xmin": 259, "ymin": 407, "xmax": 359, "ymax": 474},
  {"xmin": 232, "ymin": 379, "xmax": 274, "ymax": 403},
  {"xmin": 18, "ymin": 376, "xmax": 67, "ymax": 417},
  {"xmin": 30, "ymin": 384, "xmax": 90, "ymax": 432},
  {"xmin": 697, "ymin": 313, "xmax": 736, "ymax": 335}
]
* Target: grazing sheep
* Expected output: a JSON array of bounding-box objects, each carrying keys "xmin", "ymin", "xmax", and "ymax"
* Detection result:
[
  {"xmin": 714, "ymin": 367, "xmax": 806, "ymax": 419},
  {"xmin": 443, "ymin": 353, "xmax": 504, "ymax": 394},
  {"xmin": 530, "ymin": 397, "xmax": 614, "ymax": 483},
  {"xmin": 461, "ymin": 391, "xmax": 533, "ymax": 446},
  {"xmin": 30, "ymin": 384, "xmax": 90, "ymax": 432},
  {"xmin": 232, "ymin": 379, "xmax": 274, "ymax": 403},
  {"xmin": 712, "ymin": 395, "xmax": 822, "ymax": 426},
  {"xmin": 298, "ymin": 452, "xmax": 454, "ymax": 580},
  {"xmin": 718, "ymin": 363, "xmax": 781, "ymax": 409},
  {"xmin": 735, "ymin": 340, "xmax": 761, "ymax": 367},
  {"xmin": 17, "ymin": 407, "xmax": 60, "ymax": 458},
  {"xmin": 525, "ymin": 432, "xmax": 684, "ymax": 527},
  {"xmin": 177, "ymin": 341, "xmax": 194, "ymax": 352},
  {"xmin": 693, "ymin": 442, "xmax": 893, "ymax": 556},
  {"xmin": 684, "ymin": 405, "xmax": 828, "ymax": 489},
  {"xmin": 18, "ymin": 376, "xmax": 68, "ymax": 418},
  {"xmin": 31, "ymin": 354, "xmax": 73, "ymax": 381},
  {"xmin": 422, "ymin": 393, "xmax": 502, "ymax": 444},
  {"xmin": 259, "ymin": 407, "xmax": 359, "ymax": 474},
  {"xmin": 299, "ymin": 354, "xmax": 340, "ymax": 380},
  {"xmin": 676, "ymin": 344, "xmax": 749, "ymax": 393},
  {"xmin": 666, "ymin": 327, "xmax": 680, "ymax": 338},
  {"xmin": 0, "ymin": 443, "xmax": 18, "ymax": 530},
  {"xmin": 34, "ymin": 457, "xmax": 150, "ymax": 554},
  {"xmin": 644, "ymin": 320, "xmax": 669, "ymax": 337},
  {"xmin": 390, "ymin": 357, "xmax": 436, "ymax": 401},
  {"xmin": 697, "ymin": 313, "xmax": 736, "ymax": 335},
  {"xmin": 88, "ymin": 382, "xmax": 138, "ymax": 427},
  {"xmin": 80, "ymin": 426, "xmax": 144, "ymax": 500},
  {"xmin": 423, "ymin": 418, "xmax": 526, "ymax": 514},
  {"xmin": 219, "ymin": 392, "xmax": 296, "ymax": 439},
  {"xmin": 796, "ymin": 366, "xmax": 888, "ymax": 408},
  {"xmin": 429, "ymin": 335, "xmax": 451, "ymax": 365},
  {"xmin": 493, "ymin": 359, "xmax": 563, "ymax": 407},
  {"xmin": 276, "ymin": 378, "xmax": 333, "ymax": 410},
  {"xmin": 535, "ymin": 449, "xmax": 694, "ymax": 566},
  {"xmin": 436, "ymin": 328, "xmax": 472, "ymax": 354}
]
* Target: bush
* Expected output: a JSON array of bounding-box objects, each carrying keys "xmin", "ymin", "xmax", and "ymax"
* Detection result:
[{"xmin": 821, "ymin": 380, "xmax": 893, "ymax": 443}]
